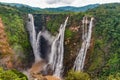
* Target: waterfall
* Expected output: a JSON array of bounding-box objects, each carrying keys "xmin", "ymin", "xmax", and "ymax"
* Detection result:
[
  {"xmin": 27, "ymin": 14, "xmax": 42, "ymax": 62},
  {"xmin": 49, "ymin": 17, "xmax": 69, "ymax": 78},
  {"xmin": 41, "ymin": 30, "xmax": 54, "ymax": 45},
  {"xmin": 73, "ymin": 17, "xmax": 94, "ymax": 71},
  {"xmin": 27, "ymin": 14, "xmax": 68, "ymax": 77}
]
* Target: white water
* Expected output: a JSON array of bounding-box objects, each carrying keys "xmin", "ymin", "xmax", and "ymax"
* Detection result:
[
  {"xmin": 27, "ymin": 14, "xmax": 69, "ymax": 77},
  {"xmin": 49, "ymin": 17, "xmax": 68, "ymax": 78},
  {"xmin": 73, "ymin": 17, "xmax": 94, "ymax": 71},
  {"xmin": 27, "ymin": 14, "xmax": 42, "ymax": 62},
  {"xmin": 41, "ymin": 30, "xmax": 54, "ymax": 45}
]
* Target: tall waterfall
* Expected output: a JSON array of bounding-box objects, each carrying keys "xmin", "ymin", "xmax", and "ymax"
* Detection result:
[
  {"xmin": 49, "ymin": 17, "xmax": 68, "ymax": 77},
  {"xmin": 27, "ymin": 14, "xmax": 68, "ymax": 77},
  {"xmin": 73, "ymin": 17, "xmax": 94, "ymax": 71},
  {"xmin": 27, "ymin": 14, "xmax": 42, "ymax": 62}
]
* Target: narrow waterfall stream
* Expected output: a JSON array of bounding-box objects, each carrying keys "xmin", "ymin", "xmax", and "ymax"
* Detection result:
[
  {"xmin": 73, "ymin": 17, "xmax": 94, "ymax": 71},
  {"xmin": 49, "ymin": 17, "xmax": 68, "ymax": 78},
  {"xmin": 27, "ymin": 14, "xmax": 42, "ymax": 62}
]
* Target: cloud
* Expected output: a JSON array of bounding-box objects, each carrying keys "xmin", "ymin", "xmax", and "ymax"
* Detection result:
[
  {"xmin": 62, "ymin": 0, "xmax": 73, "ymax": 4},
  {"xmin": 45, "ymin": 0, "xmax": 73, "ymax": 4},
  {"xmin": 0, "ymin": 0, "xmax": 120, "ymax": 8}
]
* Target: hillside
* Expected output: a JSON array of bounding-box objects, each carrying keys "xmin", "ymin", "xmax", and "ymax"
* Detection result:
[
  {"xmin": 86, "ymin": 3, "xmax": 120, "ymax": 79},
  {"xmin": 0, "ymin": 3, "xmax": 34, "ymax": 69},
  {"xmin": 0, "ymin": 2, "xmax": 99, "ymax": 13},
  {"xmin": 45, "ymin": 4, "xmax": 99, "ymax": 12},
  {"xmin": 0, "ymin": 2, "xmax": 120, "ymax": 80},
  {"xmin": 0, "ymin": 18, "xmax": 13, "ymax": 55}
]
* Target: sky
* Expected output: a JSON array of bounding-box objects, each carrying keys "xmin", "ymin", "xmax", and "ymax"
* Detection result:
[{"xmin": 0, "ymin": 0, "xmax": 120, "ymax": 8}]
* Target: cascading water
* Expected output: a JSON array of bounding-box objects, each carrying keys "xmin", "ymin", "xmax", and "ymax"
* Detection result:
[
  {"xmin": 27, "ymin": 14, "xmax": 69, "ymax": 78},
  {"xmin": 49, "ymin": 17, "xmax": 68, "ymax": 78},
  {"xmin": 27, "ymin": 14, "xmax": 42, "ymax": 62},
  {"xmin": 26, "ymin": 14, "xmax": 94, "ymax": 79},
  {"xmin": 73, "ymin": 17, "xmax": 94, "ymax": 71},
  {"xmin": 41, "ymin": 30, "xmax": 54, "ymax": 45}
]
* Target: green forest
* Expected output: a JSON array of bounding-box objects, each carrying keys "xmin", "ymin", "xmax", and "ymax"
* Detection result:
[{"xmin": 0, "ymin": 2, "xmax": 120, "ymax": 80}]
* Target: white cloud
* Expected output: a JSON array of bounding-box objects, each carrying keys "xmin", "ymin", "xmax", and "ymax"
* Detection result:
[
  {"xmin": 45, "ymin": 0, "xmax": 73, "ymax": 4},
  {"xmin": 0, "ymin": 0, "xmax": 120, "ymax": 8},
  {"xmin": 45, "ymin": 0, "xmax": 57, "ymax": 4},
  {"xmin": 62, "ymin": 0, "xmax": 73, "ymax": 4}
]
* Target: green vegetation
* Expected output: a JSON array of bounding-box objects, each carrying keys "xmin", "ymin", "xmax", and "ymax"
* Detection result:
[
  {"xmin": 0, "ymin": 4, "xmax": 32, "ymax": 67},
  {"xmin": 98, "ymin": 72, "xmax": 120, "ymax": 80},
  {"xmin": 46, "ymin": 14, "xmax": 67, "ymax": 35},
  {"xmin": 65, "ymin": 29, "xmax": 74, "ymax": 38},
  {"xmin": 0, "ymin": 5, "xmax": 30, "ymax": 50},
  {"xmin": 0, "ymin": 67, "xmax": 28, "ymax": 80},
  {"xmin": 0, "ymin": 2, "xmax": 99, "ymax": 14},
  {"xmin": 0, "ymin": 2, "xmax": 120, "ymax": 80},
  {"xmin": 42, "ymin": 4, "xmax": 120, "ymax": 79},
  {"xmin": 107, "ymin": 73, "xmax": 120, "ymax": 80},
  {"xmin": 85, "ymin": 3, "xmax": 120, "ymax": 79},
  {"xmin": 65, "ymin": 70, "xmax": 90, "ymax": 80}
]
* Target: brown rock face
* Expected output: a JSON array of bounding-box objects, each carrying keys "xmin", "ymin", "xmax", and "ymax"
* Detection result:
[
  {"xmin": 0, "ymin": 18, "xmax": 13, "ymax": 55},
  {"xmin": 0, "ymin": 17, "xmax": 14, "ymax": 69},
  {"xmin": 29, "ymin": 60, "xmax": 47, "ymax": 75},
  {"xmin": 45, "ymin": 76, "xmax": 61, "ymax": 80}
]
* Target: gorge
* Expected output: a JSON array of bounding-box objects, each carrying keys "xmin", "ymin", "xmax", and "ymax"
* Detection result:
[
  {"xmin": 0, "ymin": 3, "xmax": 120, "ymax": 80},
  {"xmin": 27, "ymin": 14, "xmax": 69, "ymax": 78},
  {"xmin": 26, "ymin": 14, "xmax": 94, "ymax": 79}
]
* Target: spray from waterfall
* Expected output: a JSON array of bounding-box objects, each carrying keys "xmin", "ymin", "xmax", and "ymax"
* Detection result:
[
  {"xmin": 73, "ymin": 17, "xmax": 94, "ymax": 71},
  {"xmin": 27, "ymin": 14, "xmax": 42, "ymax": 62},
  {"xmin": 48, "ymin": 17, "xmax": 69, "ymax": 78}
]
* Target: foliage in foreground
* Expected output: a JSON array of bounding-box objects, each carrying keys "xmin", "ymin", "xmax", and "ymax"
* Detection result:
[
  {"xmin": 98, "ymin": 72, "xmax": 120, "ymax": 80},
  {"xmin": 107, "ymin": 73, "xmax": 120, "ymax": 80},
  {"xmin": 0, "ymin": 67, "xmax": 28, "ymax": 80},
  {"xmin": 65, "ymin": 70, "xmax": 90, "ymax": 80}
]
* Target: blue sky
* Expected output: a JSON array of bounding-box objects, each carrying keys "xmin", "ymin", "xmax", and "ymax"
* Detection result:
[{"xmin": 0, "ymin": 0, "xmax": 120, "ymax": 8}]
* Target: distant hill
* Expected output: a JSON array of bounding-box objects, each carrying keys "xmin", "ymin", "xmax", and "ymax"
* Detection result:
[
  {"xmin": 0, "ymin": 2, "xmax": 99, "ymax": 13},
  {"xmin": 46, "ymin": 4, "xmax": 99, "ymax": 12},
  {"xmin": 0, "ymin": 2, "xmax": 43, "ymax": 13}
]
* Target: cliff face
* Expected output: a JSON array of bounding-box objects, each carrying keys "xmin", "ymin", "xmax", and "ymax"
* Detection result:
[
  {"xmin": 0, "ymin": 18, "xmax": 23, "ymax": 69},
  {"xmin": 0, "ymin": 18, "xmax": 13, "ymax": 55},
  {"xmin": 0, "ymin": 15, "xmax": 33, "ymax": 70},
  {"xmin": 33, "ymin": 14, "xmax": 94, "ymax": 74},
  {"xmin": 0, "ymin": 3, "xmax": 120, "ymax": 80},
  {"xmin": 0, "ymin": 18, "xmax": 14, "ymax": 69},
  {"xmin": 33, "ymin": 13, "xmax": 120, "ymax": 79}
]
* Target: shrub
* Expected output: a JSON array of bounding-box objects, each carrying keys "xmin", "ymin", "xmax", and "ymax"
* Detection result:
[
  {"xmin": 65, "ymin": 70, "xmax": 90, "ymax": 80},
  {"xmin": 0, "ymin": 67, "xmax": 28, "ymax": 80}
]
